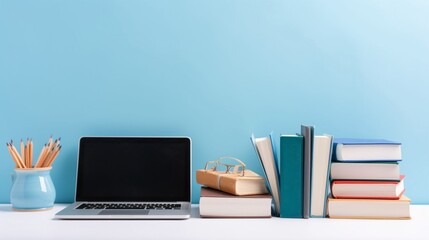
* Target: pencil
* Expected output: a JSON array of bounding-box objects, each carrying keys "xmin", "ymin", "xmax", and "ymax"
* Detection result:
[
  {"xmin": 29, "ymin": 139, "xmax": 33, "ymax": 168},
  {"xmin": 35, "ymin": 144, "xmax": 47, "ymax": 168},
  {"xmin": 45, "ymin": 145, "xmax": 61, "ymax": 167},
  {"xmin": 6, "ymin": 143, "xmax": 19, "ymax": 168},
  {"xmin": 20, "ymin": 139, "xmax": 25, "ymax": 167},
  {"xmin": 11, "ymin": 141, "xmax": 27, "ymax": 168},
  {"xmin": 25, "ymin": 139, "xmax": 30, "ymax": 168},
  {"xmin": 8, "ymin": 143, "xmax": 25, "ymax": 168},
  {"xmin": 41, "ymin": 146, "xmax": 55, "ymax": 168}
]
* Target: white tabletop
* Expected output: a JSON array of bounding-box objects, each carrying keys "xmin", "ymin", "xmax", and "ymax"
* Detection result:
[{"xmin": 0, "ymin": 204, "xmax": 428, "ymax": 240}]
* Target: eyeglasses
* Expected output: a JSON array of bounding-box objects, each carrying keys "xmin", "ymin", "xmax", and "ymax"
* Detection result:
[{"xmin": 204, "ymin": 156, "xmax": 246, "ymax": 176}]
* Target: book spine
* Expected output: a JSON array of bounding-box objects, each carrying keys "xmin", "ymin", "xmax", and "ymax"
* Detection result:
[
  {"xmin": 301, "ymin": 125, "xmax": 314, "ymax": 219},
  {"xmin": 280, "ymin": 135, "xmax": 304, "ymax": 218}
]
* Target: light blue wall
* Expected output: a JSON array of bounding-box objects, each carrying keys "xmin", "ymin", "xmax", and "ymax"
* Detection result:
[{"xmin": 1, "ymin": 1, "xmax": 428, "ymax": 204}]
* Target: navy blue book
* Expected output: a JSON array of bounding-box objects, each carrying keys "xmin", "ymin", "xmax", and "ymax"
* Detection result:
[{"xmin": 333, "ymin": 138, "xmax": 401, "ymax": 162}]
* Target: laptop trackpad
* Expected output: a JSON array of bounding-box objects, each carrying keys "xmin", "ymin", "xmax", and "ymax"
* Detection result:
[{"xmin": 99, "ymin": 209, "xmax": 150, "ymax": 215}]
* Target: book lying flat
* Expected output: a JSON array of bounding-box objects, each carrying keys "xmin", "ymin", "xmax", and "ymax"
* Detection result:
[
  {"xmin": 196, "ymin": 169, "xmax": 268, "ymax": 196},
  {"xmin": 330, "ymin": 162, "xmax": 400, "ymax": 181},
  {"xmin": 332, "ymin": 175, "xmax": 405, "ymax": 199},
  {"xmin": 199, "ymin": 187, "xmax": 272, "ymax": 218},
  {"xmin": 333, "ymin": 138, "xmax": 402, "ymax": 162},
  {"xmin": 328, "ymin": 196, "xmax": 411, "ymax": 220}
]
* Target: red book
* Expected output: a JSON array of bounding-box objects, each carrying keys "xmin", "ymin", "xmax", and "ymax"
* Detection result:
[{"xmin": 331, "ymin": 175, "xmax": 405, "ymax": 199}]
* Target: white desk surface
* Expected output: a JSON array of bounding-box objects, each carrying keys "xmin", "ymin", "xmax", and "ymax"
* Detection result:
[{"xmin": 0, "ymin": 204, "xmax": 428, "ymax": 240}]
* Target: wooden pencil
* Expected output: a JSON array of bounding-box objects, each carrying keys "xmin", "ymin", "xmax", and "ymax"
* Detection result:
[
  {"xmin": 45, "ymin": 145, "xmax": 61, "ymax": 167},
  {"xmin": 41, "ymin": 146, "xmax": 56, "ymax": 167},
  {"xmin": 35, "ymin": 144, "xmax": 47, "ymax": 168},
  {"xmin": 29, "ymin": 139, "xmax": 33, "ymax": 168},
  {"xmin": 11, "ymin": 142, "xmax": 27, "ymax": 168},
  {"xmin": 6, "ymin": 143, "xmax": 20, "ymax": 168},
  {"xmin": 20, "ymin": 140, "xmax": 25, "ymax": 168},
  {"xmin": 25, "ymin": 139, "xmax": 30, "ymax": 168},
  {"xmin": 8, "ymin": 143, "xmax": 25, "ymax": 168}
]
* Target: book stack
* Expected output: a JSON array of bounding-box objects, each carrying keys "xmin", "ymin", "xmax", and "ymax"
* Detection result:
[
  {"xmin": 196, "ymin": 158, "xmax": 272, "ymax": 218},
  {"xmin": 328, "ymin": 138, "xmax": 411, "ymax": 219}
]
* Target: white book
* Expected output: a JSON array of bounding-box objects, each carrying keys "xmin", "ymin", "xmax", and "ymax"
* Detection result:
[
  {"xmin": 310, "ymin": 135, "xmax": 333, "ymax": 217},
  {"xmin": 251, "ymin": 133, "xmax": 280, "ymax": 216},
  {"xmin": 199, "ymin": 187, "xmax": 272, "ymax": 218},
  {"xmin": 328, "ymin": 196, "xmax": 411, "ymax": 219},
  {"xmin": 331, "ymin": 162, "xmax": 400, "ymax": 181}
]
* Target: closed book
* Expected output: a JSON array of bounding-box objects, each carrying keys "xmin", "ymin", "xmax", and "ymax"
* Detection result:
[
  {"xmin": 251, "ymin": 133, "xmax": 280, "ymax": 216},
  {"xmin": 310, "ymin": 135, "xmax": 333, "ymax": 217},
  {"xmin": 280, "ymin": 134, "xmax": 304, "ymax": 218},
  {"xmin": 328, "ymin": 196, "xmax": 411, "ymax": 219},
  {"xmin": 196, "ymin": 169, "xmax": 268, "ymax": 196},
  {"xmin": 331, "ymin": 175, "xmax": 405, "ymax": 199},
  {"xmin": 301, "ymin": 125, "xmax": 314, "ymax": 219},
  {"xmin": 331, "ymin": 162, "xmax": 400, "ymax": 181},
  {"xmin": 199, "ymin": 187, "xmax": 272, "ymax": 218},
  {"xmin": 333, "ymin": 138, "xmax": 401, "ymax": 162}
]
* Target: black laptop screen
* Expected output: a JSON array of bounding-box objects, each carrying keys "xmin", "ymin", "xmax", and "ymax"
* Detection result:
[{"xmin": 76, "ymin": 137, "xmax": 191, "ymax": 202}]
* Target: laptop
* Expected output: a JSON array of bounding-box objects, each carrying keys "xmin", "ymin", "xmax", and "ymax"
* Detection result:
[{"xmin": 55, "ymin": 136, "xmax": 191, "ymax": 219}]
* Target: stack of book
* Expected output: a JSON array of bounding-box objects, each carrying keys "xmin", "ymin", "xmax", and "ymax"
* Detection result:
[
  {"xmin": 196, "ymin": 162, "xmax": 272, "ymax": 218},
  {"xmin": 328, "ymin": 138, "xmax": 411, "ymax": 219}
]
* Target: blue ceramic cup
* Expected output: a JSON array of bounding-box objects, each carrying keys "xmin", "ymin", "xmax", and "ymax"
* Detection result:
[{"xmin": 10, "ymin": 167, "xmax": 56, "ymax": 211}]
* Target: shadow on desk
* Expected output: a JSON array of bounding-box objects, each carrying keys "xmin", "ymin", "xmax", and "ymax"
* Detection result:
[
  {"xmin": 0, "ymin": 205, "xmax": 13, "ymax": 212},
  {"xmin": 0, "ymin": 204, "xmax": 203, "ymax": 218},
  {"xmin": 191, "ymin": 205, "xmax": 200, "ymax": 218}
]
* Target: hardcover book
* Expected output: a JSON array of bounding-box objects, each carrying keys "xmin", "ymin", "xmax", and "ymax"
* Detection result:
[
  {"xmin": 301, "ymin": 125, "xmax": 314, "ymax": 219},
  {"xmin": 251, "ymin": 133, "xmax": 280, "ymax": 216},
  {"xmin": 331, "ymin": 175, "xmax": 405, "ymax": 199},
  {"xmin": 199, "ymin": 187, "xmax": 272, "ymax": 218},
  {"xmin": 331, "ymin": 162, "xmax": 400, "ymax": 181},
  {"xmin": 333, "ymin": 138, "xmax": 402, "ymax": 162},
  {"xmin": 310, "ymin": 135, "xmax": 333, "ymax": 217},
  {"xmin": 196, "ymin": 169, "xmax": 268, "ymax": 196},
  {"xmin": 328, "ymin": 195, "xmax": 411, "ymax": 219},
  {"xmin": 279, "ymin": 134, "xmax": 304, "ymax": 218}
]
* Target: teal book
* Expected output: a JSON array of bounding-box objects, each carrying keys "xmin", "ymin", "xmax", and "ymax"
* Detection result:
[{"xmin": 280, "ymin": 134, "xmax": 304, "ymax": 218}]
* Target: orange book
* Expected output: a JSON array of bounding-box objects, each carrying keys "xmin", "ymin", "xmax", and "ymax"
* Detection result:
[{"xmin": 196, "ymin": 169, "xmax": 268, "ymax": 196}]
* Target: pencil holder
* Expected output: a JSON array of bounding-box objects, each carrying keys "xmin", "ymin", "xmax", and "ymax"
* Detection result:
[{"xmin": 10, "ymin": 167, "xmax": 56, "ymax": 211}]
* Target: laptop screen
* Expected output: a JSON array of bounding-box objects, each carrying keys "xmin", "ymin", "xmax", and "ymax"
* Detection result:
[{"xmin": 76, "ymin": 137, "xmax": 191, "ymax": 202}]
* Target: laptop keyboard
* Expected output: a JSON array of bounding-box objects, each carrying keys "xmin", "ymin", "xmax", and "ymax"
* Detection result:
[{"xmin": 76, "ymin": 203, "xmax": 181, "ymax": 210}]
